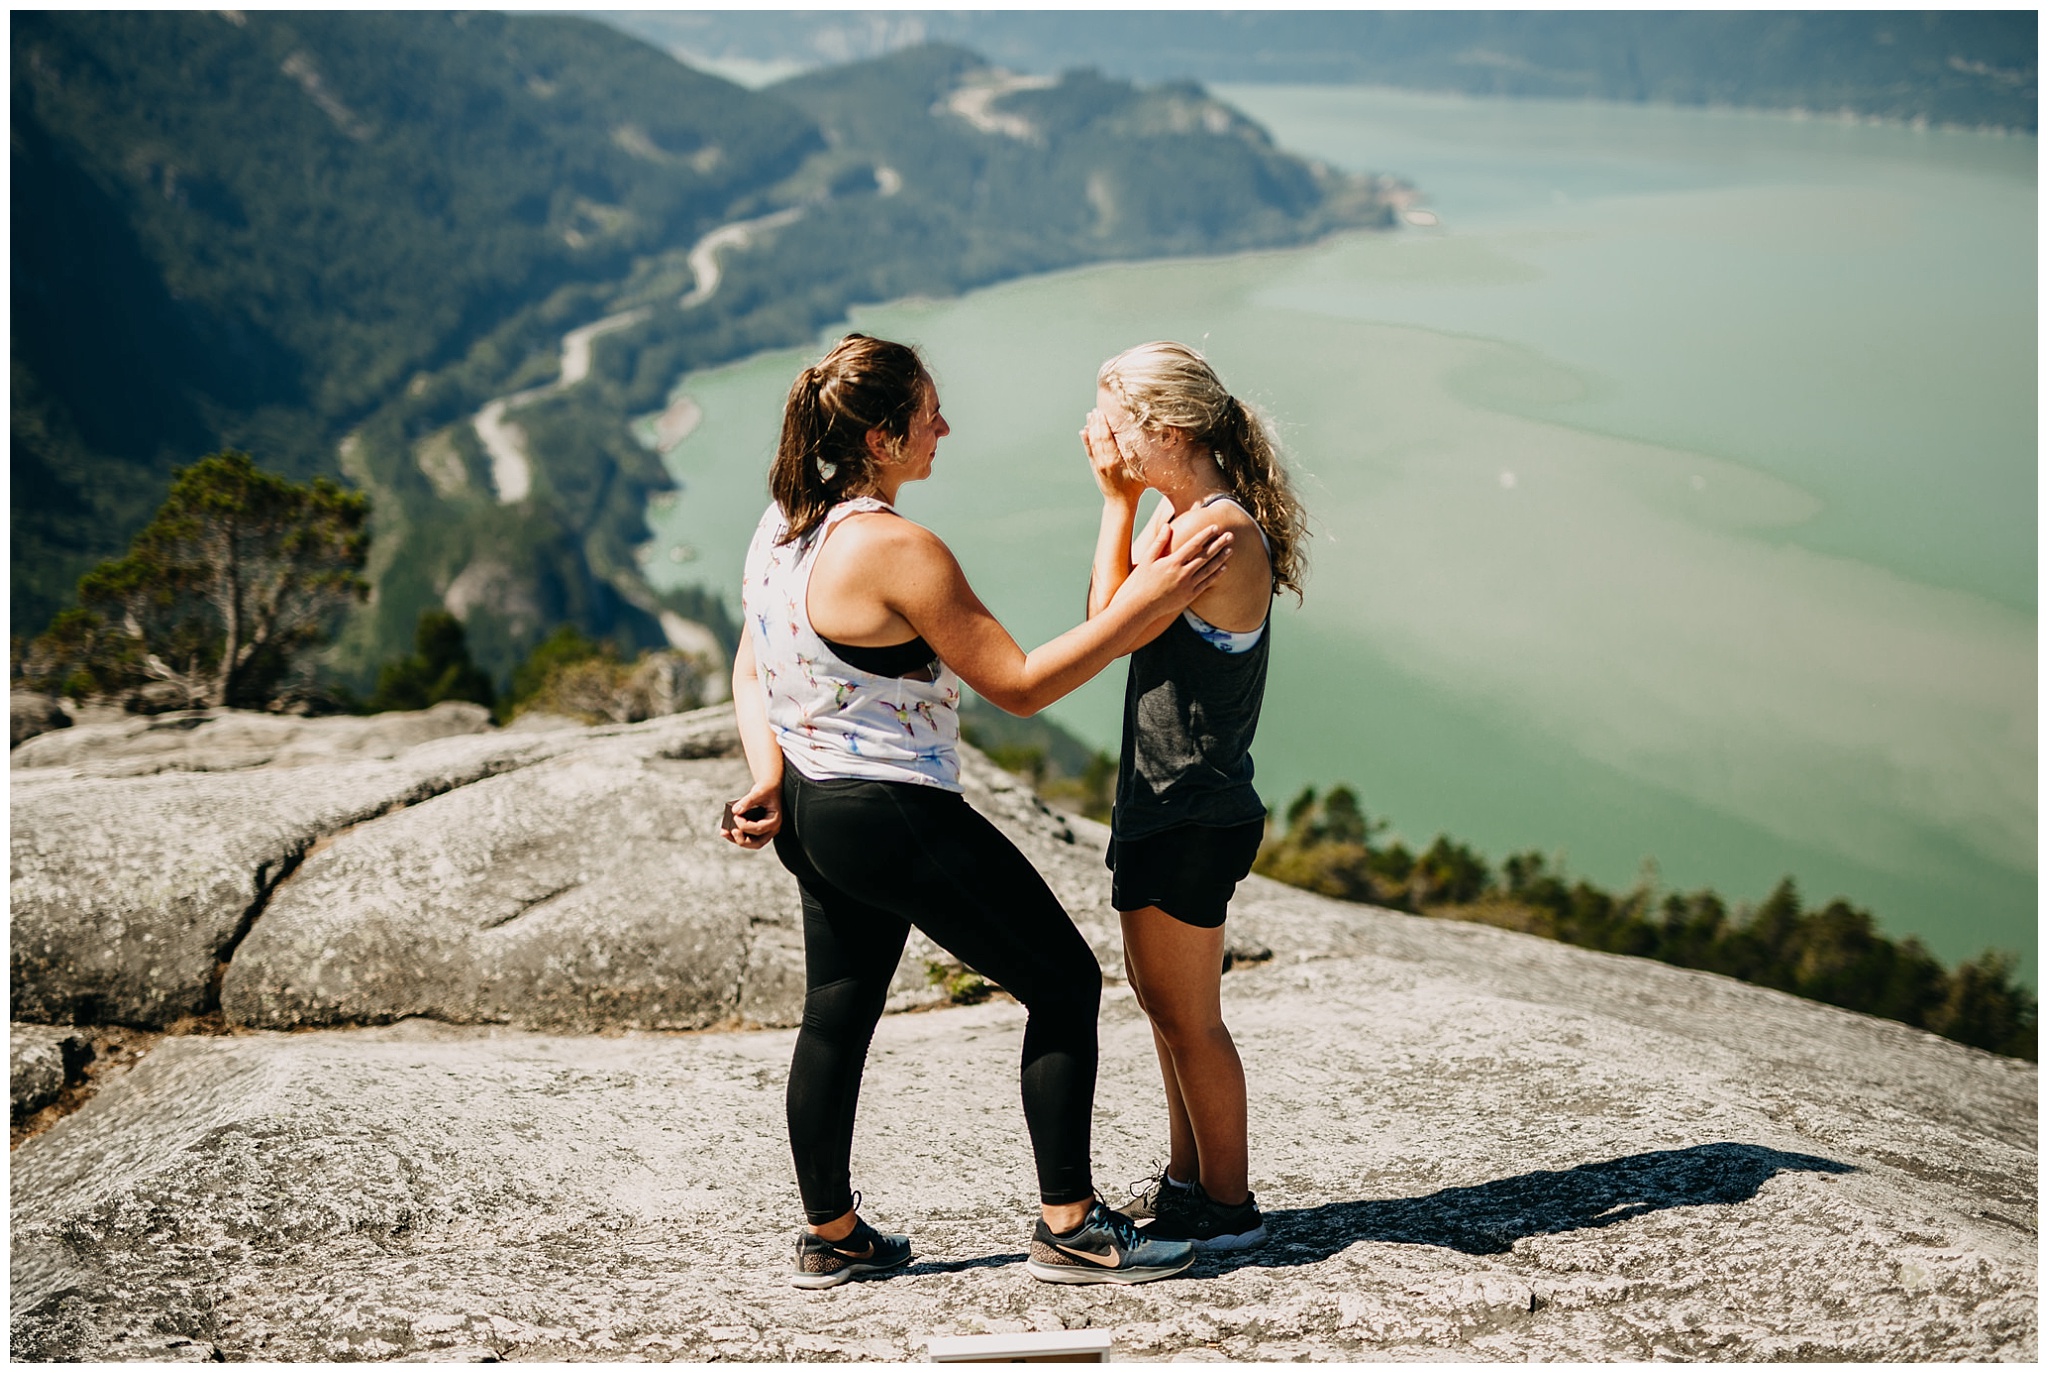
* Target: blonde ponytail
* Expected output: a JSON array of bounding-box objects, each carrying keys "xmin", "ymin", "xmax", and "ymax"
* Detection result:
[{"xmin": 1213, "ymin": 394, "xmax": 1307, "ymax": 600}]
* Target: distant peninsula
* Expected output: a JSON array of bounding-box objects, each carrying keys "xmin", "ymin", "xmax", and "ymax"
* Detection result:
[{"xmin": 604, "ymin": 10, "xmax": 2039, "ymax": 135}]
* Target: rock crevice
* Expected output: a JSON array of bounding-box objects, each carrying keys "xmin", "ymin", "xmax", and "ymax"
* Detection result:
[
  {"xmin": 200, "ymin": 844, "xmax": 312, "ymax": 1019},
  {"xmin": 10, "ymin": 706, "xmax": 742, "ymax": 1030}
]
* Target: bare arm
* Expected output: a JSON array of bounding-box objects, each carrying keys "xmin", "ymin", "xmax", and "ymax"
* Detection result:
[
  {"xmin": 869, "ymin": 519, "xmax": 1231, "ymax": 717},
  {"xmin": 1086, "ymin": 496, "xmax": 1140, "ymax": 620},
  {"xmin": 719, "ymin": 623, "xmax": 782, "ymax": 849},
  {"xmin": 1082, "ymin": 407, "xmax": 1147, "ymax": 620}
]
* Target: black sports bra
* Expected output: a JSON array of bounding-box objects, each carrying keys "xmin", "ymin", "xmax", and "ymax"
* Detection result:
[{"xmin": 820, "ymin": 633, "xmax": 939, "ymax": 678}]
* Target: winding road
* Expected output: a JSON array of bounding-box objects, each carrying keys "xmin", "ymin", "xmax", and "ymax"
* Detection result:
[
  {"xmin": 471, "ymin": 307, "xmax": 649, "ymax": 505},
  {"xmin": 471, "ymin": 205, "xmax": 811, "ymax": 506},
  {"xmin": 678, "ymin": 206, "xmax": 805, "ymax": 309},
  {"xmin": 463, "ymin": 203, "xmax": 824, "ymax": 661}
]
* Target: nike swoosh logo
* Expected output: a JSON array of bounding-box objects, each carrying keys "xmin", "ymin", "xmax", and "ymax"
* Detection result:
[
  {"xmin": 833, "ymin": 1242, "xmax": 874, "ymax": 1260},
  {"xmin": 1054, "ymin": 1242, "xmax": 1123, "ymax": 1267}
]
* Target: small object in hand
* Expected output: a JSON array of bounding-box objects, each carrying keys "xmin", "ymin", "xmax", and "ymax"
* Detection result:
[{"xmin": 721, "ymin": 801, "xmax": 771, "ymax": 832}]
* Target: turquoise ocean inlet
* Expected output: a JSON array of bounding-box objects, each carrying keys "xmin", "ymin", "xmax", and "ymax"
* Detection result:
[{"xmin": 644, "ymin": 86, "xmax": 2037, "ymax": 979}]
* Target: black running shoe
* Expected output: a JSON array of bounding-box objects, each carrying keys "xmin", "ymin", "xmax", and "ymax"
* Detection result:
[
  {"xmin": 1123, "ymin": 1168, "xmax": 1197, "ymax": 1224},
  {"xmin": 1144, "ymin": 1183, "xmax": 1268, "ymax": 1252},
  {"xmin": 1026, "ymin": 1201, "xmax": 1196, "ymax": 1284},
  {"xmin": 790, "ymin": 1214, "xmax": 912, "ymax": 1289}
]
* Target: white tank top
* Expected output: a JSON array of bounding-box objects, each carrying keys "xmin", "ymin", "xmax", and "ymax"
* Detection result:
[{"xmin": 742, "ymin": 498, "xmax": 964, "ymax": 791}]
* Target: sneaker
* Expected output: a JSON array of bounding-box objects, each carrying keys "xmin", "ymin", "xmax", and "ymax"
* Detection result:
[
  {"xmin": 1026, "ymin": 1201, "xmax": 1197, "ymax": 1285},
  {"xmin": 790, "ymin": 1214, "xmax": 913, "ymax": 1289},
  {"xmin": 1143, "ymin": 1183, "xmax": 1267, "ymax": 1252},
  {"xmin": 1123, "ymin": 1167, "xmax": 1197, "ymax": 1224}
]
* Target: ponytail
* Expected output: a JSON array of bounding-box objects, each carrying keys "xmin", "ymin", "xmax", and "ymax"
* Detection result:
[
  {"xmin": 770, "ymin": 334, "xmax": 929, "ymax": 544},
  {"xmin": 1211, "ymin": 395, "xmax": 1308, "ymax": 601}
]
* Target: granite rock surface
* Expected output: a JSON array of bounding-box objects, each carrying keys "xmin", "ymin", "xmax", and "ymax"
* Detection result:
[
  {"xmin": 8, "ymin": 711, "xmax": 712, "ymax": 1027},
  {"xmin": 9, "ymin": 704, "xmax": 2034, "ymax": 1360},
  {"xmin": 10, "ymin": 692, "xmax": 70, "ymax": 748},
  {"xmin": 9, "ymin": 1025, "xmax": 90, "ymax": 1120},
  {"xmin": 214, "ymin": 715, "xmax": 1135, "ymax": 1032},
  {"xmin": 10, "ymin": 920, "xmax": 2034, "ymax": 1361},
  {"xmin": 15, "ymin": 699, "xmax": 1243, "ymax": 1036},
  {"xmin": 8, "ymin": 700, "xmax": 492, "ymax": 776},
  {"xmin": 219, "ymin": 742, "xmax": 798, "ymax": 1031}
]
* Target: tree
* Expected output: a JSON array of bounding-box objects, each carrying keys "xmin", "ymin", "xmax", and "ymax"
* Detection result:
[
  {"xmin": 367, "ymin": 610, "xmax": 495, "ymax": 713},
  {"xmin": 506, "ymin": 624, "xmax": 611, "ymax": 709},
  {"xmin": 26, "ymin": 451, "xmax": 369, "ymax": 708},
  {"xmin": 1409, "ymin": 835, "xmax": 1492, "ymax": 907},
  {"xmin": 1242, "ymin": 779, "xmax": 2036, "ymax": 1060},
  {"xmin": 515, "ymin": 647, "xmax": 716, "ymax": 725},
  {"xmin": 1253, "ymin": 787, "xmax": 1384, "ymax": 904},
  {"xmin": 17, "ymin": 606, "xmax": 144, "ymax": 701}
]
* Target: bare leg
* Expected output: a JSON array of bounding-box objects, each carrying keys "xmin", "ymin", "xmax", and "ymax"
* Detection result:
[
  {"xmin": 1127, "ymin": 956, "xmax": 1201, "ymax": 1186},
  {"xmin": 1120, "ymin": 906, "xmax": 1249, "ymax": 1206},
  {"xmin": 1041, "ymin": 1198, "xmax": 1093, "ymax": 1231},
  {"xmin": 814, "ymin": 1199, "xmax": 1091, "ymax": 1239},
  {"xmin": 809, "ymin": 1208, "xmax": 858, "ymax": 1241},
  {"xmin": 1150, "ymin": 1021, "xmax": 1201, "ymax": 1184}
]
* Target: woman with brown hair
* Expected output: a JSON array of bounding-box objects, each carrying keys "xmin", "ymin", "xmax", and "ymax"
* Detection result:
[
  {"xmin": 1082, "ymin": 340, "xmax": 1309, "ymax": 1252},
  {"xmin": 720, "ymin": 333, "xmax": 1231, "ymax": 1288}
]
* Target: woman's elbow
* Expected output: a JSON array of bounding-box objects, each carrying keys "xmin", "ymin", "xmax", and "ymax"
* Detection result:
[{"xmin": 979, "ymin": 683, "xmax": 1042, "ymax": 717}]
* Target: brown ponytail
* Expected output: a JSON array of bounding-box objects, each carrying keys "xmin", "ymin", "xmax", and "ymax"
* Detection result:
[
  {"xmin": 771, "ymin": 333, "xmax": 930, "ymax": 544},
  {"xmin": 1098, "ymin": 341, "xmax": 1309, "ymax": 600}
]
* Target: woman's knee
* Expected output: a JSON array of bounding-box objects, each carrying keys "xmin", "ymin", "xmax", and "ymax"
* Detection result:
[
  {"xmin": 1054, "ymin": 952, "xmax": 1105, "ymax": 1020},
  {"xmin": 799, "ymin": 973, "xmax": 890, "ymax": 1038},
  {"xmin": 1014, "ymin": 940, "xmax": 1101, "ymax": 1021},
  {"xmin": 1121, "ymin": 947, "xmax": 1149, "ymax": 1004},
  {"xmin": 1143, "ymin": 997, "xmax": 1228, "ymax": 1049}
]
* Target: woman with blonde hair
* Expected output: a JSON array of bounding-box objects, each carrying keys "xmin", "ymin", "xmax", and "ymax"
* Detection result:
[
  {"xmin": 721, "ymin": 333, "xmax": 1232, "ymax": 1288},
  {"xmin": 1083, "ymin": 340, "xmax": 1308, "ymax": 1252}
]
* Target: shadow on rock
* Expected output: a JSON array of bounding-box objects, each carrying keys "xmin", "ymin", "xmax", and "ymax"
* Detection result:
[
  {"xmin": 1225, "ymin": 1142, "xmax": 1855, "ymax": 1265},
  {"xmin": 904, "ymin": 1253, "xmax": 1028, "ymax": 1277}
]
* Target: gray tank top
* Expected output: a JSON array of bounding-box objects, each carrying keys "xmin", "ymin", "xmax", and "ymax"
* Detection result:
[{"xmin": 1112, "ymin": 499, "xmax": 1271, "ymax": 839}]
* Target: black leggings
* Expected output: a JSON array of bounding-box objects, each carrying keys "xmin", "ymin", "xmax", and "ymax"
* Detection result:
[{"xmin": 773, "ymin": 766, "xmax": 1101, "ymax": 1223}]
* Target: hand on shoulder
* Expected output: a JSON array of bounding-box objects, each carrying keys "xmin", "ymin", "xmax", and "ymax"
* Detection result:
[
  {"xmin": 1131, "ymin": 498, "xmax": 1174, "ymax": 564},
  {"xmin": 1172, "ymin": 497, "xmax": 1270, "ymax": 631}
]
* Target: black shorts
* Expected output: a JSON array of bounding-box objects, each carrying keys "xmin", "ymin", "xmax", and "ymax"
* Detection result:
[{"xmin": 1105, "ymin": 817, "xmax": 1267, "ymax": 929}]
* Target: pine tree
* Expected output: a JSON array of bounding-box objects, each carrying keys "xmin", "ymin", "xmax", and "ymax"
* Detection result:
[{"xmin": 25, "ymin": 451, "xmax": 369, "ymax": 708}]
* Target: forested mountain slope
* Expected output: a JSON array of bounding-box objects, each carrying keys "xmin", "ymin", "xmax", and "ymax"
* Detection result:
[
  {"xmin": 13, "ymin": 13, "xmax": 1393, "ymax": 684},
  {"xmin": 762, "ymin": 44, "xmax": 1384, "ymax": 285},
  {"xmin": 11, "ymin": 9, "xmax": 816, "ymax": 641}
]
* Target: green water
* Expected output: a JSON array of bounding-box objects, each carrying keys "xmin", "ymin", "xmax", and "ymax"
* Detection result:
[{"xmin": 647, "ymin": 87, "xmax": 2036, "ymax": 979}]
